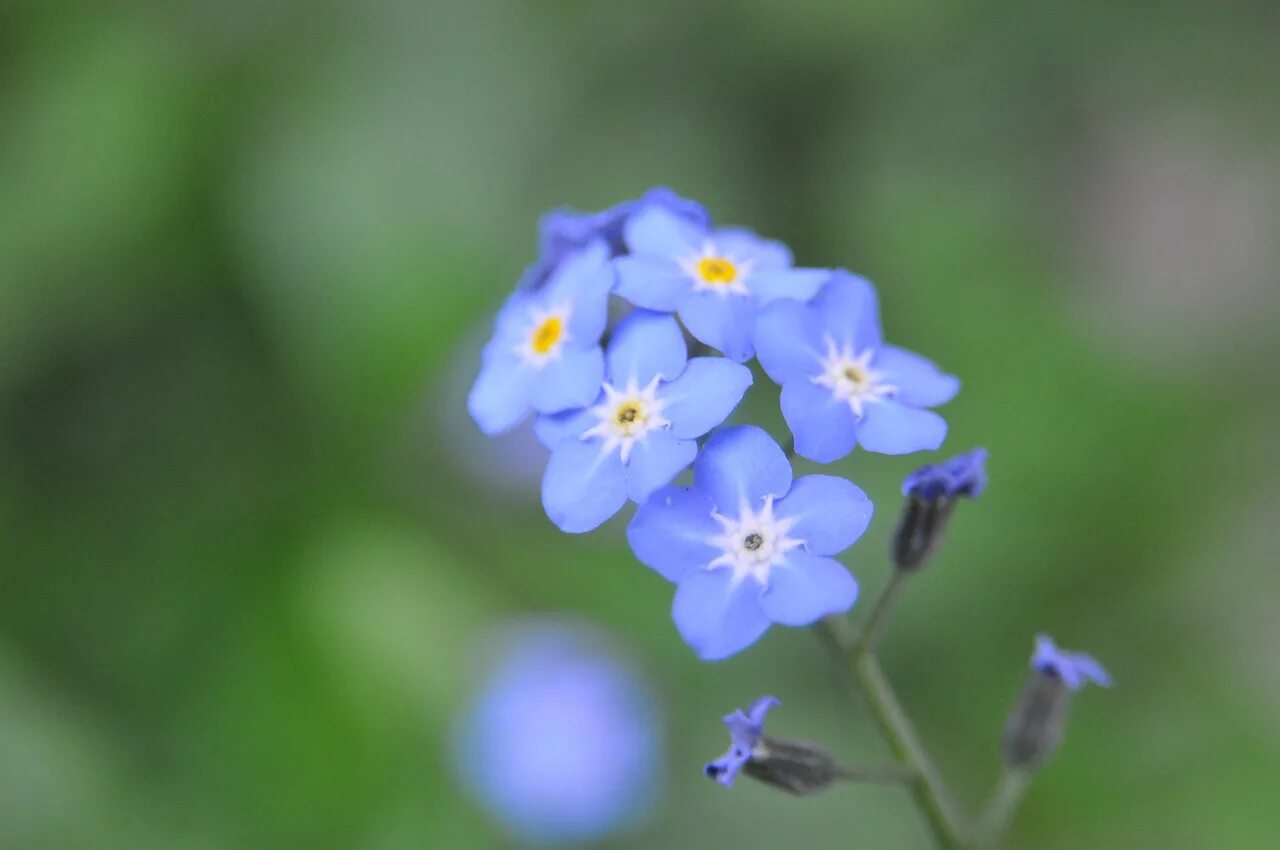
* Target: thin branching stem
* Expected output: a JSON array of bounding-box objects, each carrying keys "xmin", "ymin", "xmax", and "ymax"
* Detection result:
[
  {"xmin": 814, "ymin": 617, "xmax": 966, "ymax": 850},
  {"xmin": 849, "ymin": 567, "xmax": 910, "ymax": 659}
]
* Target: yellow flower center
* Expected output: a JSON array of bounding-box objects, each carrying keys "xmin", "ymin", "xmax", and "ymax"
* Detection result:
[
  {"xmin": 531, "ymin": 317, "xmax": 564, "ymax": 354},
  {"xmin": 697, "ymin": 256, "xmax": 738, "ymax": 286}
]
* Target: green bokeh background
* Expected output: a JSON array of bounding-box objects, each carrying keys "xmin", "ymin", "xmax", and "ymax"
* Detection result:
[{"xmin": 2, "ymin": 2, "xmax": 1278, "ymax": 848}]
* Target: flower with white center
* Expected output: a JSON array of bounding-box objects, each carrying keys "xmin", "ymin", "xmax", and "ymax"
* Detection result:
[
  {"xmin": 468, "ymin": 241, "xmax": 613, "ymax": 435},
  {"xmin": 707, "ymin": 496, "xmax": 803, "ymax": 586},
  {"xmin": 754, "ymin": 270, "xmax": 961, "ymax": 462},
  {"xmin": 514, "ymin": 303, "xmax": 574, "ymax": 368},
  {"xmin": 537, "ymin": 311, "xmax": 753, "ymax": 534},
  {"xmin": 811, "ymin": 336, "xmax": 898, "ymax": 417},
  {"xmin": 580, "ymin": 377, "xmax": 671, "ymax": 464},
  {"xmin": 614, "ymin": 207, "xmax": 831, "ymax": 362},
  {"xmin": 628, "ymin": 426, "xmax": 872, "ymax": 661}
]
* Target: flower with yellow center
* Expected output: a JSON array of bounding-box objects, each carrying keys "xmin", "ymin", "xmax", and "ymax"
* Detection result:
[
  {"xmin": 515, "ymin": 305, "xmax": 574, "ymax": 368},
  {"xmin": 685, "ymin": 244, "xmax": 751, "ymax": 296}
]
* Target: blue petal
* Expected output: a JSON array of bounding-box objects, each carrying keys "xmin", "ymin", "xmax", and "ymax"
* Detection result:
[
  {"xmin": 874, "ymin": 345, "xmax": 960, "ymax": 408},
  {"xmin": 774, "ymin": 475, "xmax": 873, "ymax": 556},
  {"xmin": 754, "ymin": 299, "xmax": 825, "ymax": 385},
  {"xmin": 693, "ymin": 426, "xmax": 793, "ymax": 515},
  {"xmin": 713, "ymin": 228, "xmax": 793, "ymax": 271},
  {"xmin": 533, "ymin": 407, "xmax": 597, "ymax": 450},
  {"xmin": 613, "ymin": 255, "xmax": 690, "ymax": 311},
  {"xmin": 541, "ymin": 439, "xmax": 628, "ymax": 533},
  {"xmin": 1073, "ymin": 655, "xmax": 1113, "ymax": 688},
  {"xmin": 626, "ymin": 431, "xmax": 697, "ymax": 503},
  {"xmin": 542, "ymin": 240, "xmax": 614, "ymax": 343},
  {"xmin": 759, "ymin": 551, "xmax": 859, "ymax": 626},
  {"xmin": 857, "ymin": 401, "xmax": 947, "ymax": 455},
  {"xmin": 705, "ymin": 751, "xmax": 749, "ymax": 787},
  {"xmin": 749, "ymin": 268, "xmax": 831, "ymax": 305},
  {"xmin": 606, "ymin": 310, "xmax": 688, "ymax": 386},
  {"xmin": 745, "ymin": 696, "xmax": 781, "ymax": 726},
  {"xmin": 468, "ymin": 354, "xmax": 535, "ymax": 435},
  {"xmin": 624, "ymin": 205, "xmax": 704, "ymax": 258},
  {"xmin": 812, "ymin": 271, "xmax": 882, "ymax": 352},
  {"xmin": 627, "ymin": 486, "xmax": 720, "ymax": 582},
  {"xmin": 634, "ymin": 187, "xmax": 711, "ymax": 231},
  {"xmin": 672, "ymin": 569, "xmax": 770, "ymax": 661},
  {"xmin": 660, "ymin": 358, "xmax": 753, "ymax": 440},
  {"xmin": 530, "ymin": 347, "xmax": 605, "ymax": 414},
  {"xmin": 780, "ymin": 380, "xmax": 859, "ymax": 463},
  {"xmin": 678, "ymin": 292, "xmax": 757, "ymax": 362}
]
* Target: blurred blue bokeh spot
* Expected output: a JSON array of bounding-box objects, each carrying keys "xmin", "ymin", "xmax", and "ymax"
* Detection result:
[{"xmin": 453, "ymin": 619, "xmax": 661, "ymax": 846}]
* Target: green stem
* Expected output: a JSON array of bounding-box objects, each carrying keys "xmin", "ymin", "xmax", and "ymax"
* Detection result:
[
  {"xmin": 973, "ymin": 767, "xmax": 1031, "ymax": 848},
  {"xmin": 815, "ymin": 618, "xmax": 965, "ymax": 850},
  {"xmin": 834, "ymin": 763, "xmax": 918, "ymax": 785},
  {"xmin": 850, "ymin": 568, "xmax": 910, "ymax": 659}
]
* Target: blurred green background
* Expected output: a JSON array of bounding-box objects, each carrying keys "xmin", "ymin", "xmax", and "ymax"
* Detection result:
[{"xmin": 2, "ymin": 1, "xmax": 1278, "ymax": 848}]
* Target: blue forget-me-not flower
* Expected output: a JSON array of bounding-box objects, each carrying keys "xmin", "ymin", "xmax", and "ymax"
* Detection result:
[
  {"xmin": 705, "ymin": 695, "xmax": 779, "ymax": 787},
  {"xmin": 754, "ymin": 271, "xmax": 960, "ymax": 462},
  {"xmin": 613, "ymin": 206, "xmax": 830, "ymax": 362},
  {"xmin": 454, "ymin": 620, "xmax": 660, "ymax": 846},
  {"xmin": 628, "ymin": 426, "xmax": 871, "ymax": 660},
  {"xmin": 519, "ymin": 188, "xmax": 709, "ymax": 292},
  {"xmin": 1031, "ymin": 635, "xmax": 1112, "ymax": 691},
  {"xmin": 468, "ymin": 241, "xmax": 615, "ymax": 435},
  {"xmin": 537, "ymin": 310, "xmax": 753, "ymax": 533}
]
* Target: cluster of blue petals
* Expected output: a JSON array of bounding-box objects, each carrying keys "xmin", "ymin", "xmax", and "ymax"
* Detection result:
[
  {"xmin": 1031, "ymin": 635, "xmax": 1111, "ymax": 691},
  {"xmin": 705, "ymin": 695, "xmax": 779, "ymax": 787},
  {"xmin": 902, "ymin": 448, "xmax": 989, "ymax": 501},
  {"xmin": 469, "ymin": 188, "xmax": 961, "ymax": 659}
]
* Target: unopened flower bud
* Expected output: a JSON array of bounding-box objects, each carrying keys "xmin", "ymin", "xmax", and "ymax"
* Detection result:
[
  {"xmin": 893, "ymin": 448, "xmax": 987, "ymax": 571},
  {"xmin": 742, "ymin": 736, "xmax": 847, "ymax": 796},
  {"xmin": 1001, "ymin": 635, "xmax": 1110, "ymax": 770}
]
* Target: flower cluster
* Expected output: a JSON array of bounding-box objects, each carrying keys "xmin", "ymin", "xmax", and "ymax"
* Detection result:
[{"xmin": 469, "ymin": 189, "xmax": 959, "ymax": 659}]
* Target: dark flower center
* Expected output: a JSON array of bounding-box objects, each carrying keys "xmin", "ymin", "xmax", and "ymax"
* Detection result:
[
  {"xmin": 616, "ymin": 404, "xmax": 641, "ymax": 424},
  {"xmin": 743, "ymin": 532, "xmax": 764, "ymax": 551}
]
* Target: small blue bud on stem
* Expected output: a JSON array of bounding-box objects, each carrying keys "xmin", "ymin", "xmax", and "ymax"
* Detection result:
[{"xmin": 892, "ymin": 449, "xmax": 987, "ymax": 572}]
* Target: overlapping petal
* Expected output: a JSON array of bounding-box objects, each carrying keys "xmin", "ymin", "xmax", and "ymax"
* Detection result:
[
  {"xmin": 528, "ymin": 347, "xmax": 606, "ymax": 414},
  {"xmin": 780, "ymin": 380, "xmax": 858, "ymax": 463},
  {"xmin": 678, "ymin": 291, "xmax": 757, "ymax": 362},
  {"xmin": 874, "ymin": 346, "xmax": 960, "ymax": 408},
  {"xmin": 660, "ymin": 358, "xmax": 753, "ymax": 439},
  {"xmin": 627, "ymin": 486, "xmax": 720, "ymax": 582},
  {"xmin": 541, "ymin": 440, "xmax": 628, "ymax": 534},
  {"xmin": 758, "ymin": 551, "xmax": 859, "ymax": 626},
  {"xmin": 693, "ymin": 426, "xmax": 793, "ymax": 513},
  {"xmin": 626, "ymin": 432, "xmax": 697, "ymax": 504},
  {"xmin": 773, "ymin": 475, "xmax": 873, "ymax": 555},
  {"xmin": 856, "ymin": 401, "xmax": 947, "ymax": 455},
  {"xmin": 606, "ymin": 310, "xmax": 687, "ymax": 386},
  {"xmin": 672, "ymin": 569, "xmax": 770, "ymax": 662}
]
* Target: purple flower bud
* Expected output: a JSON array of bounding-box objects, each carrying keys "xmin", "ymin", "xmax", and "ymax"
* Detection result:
[
  {"xmin": 892, "ymin": 448, "xmax": 987, "ymax": 571},
  {"xmin": 704, "ymin": 697, "xmax": 849, "ymax": 796},
  {"xmin": 1002, "ymin": 635, "xmax": 1109, "ymax": 769}
]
